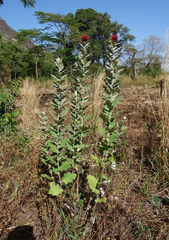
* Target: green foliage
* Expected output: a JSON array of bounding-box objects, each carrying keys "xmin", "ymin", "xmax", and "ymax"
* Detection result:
[
  {"xmin": 122, "ymin": 38, "xmax": 164, "ymax": 79},
  {"xmin": 56, "ymin": 207, "xmax": 89, "ymax": 239},
  {"xmin": 0, "ymin": 9, "xmax": 135, "ymax": 79},
  {"xmin": 140, "ymin": 61, "xmax": 162, "ymax": 78},
  {"xmin": 48, "ymin": 182, "xmax": 63, "ymax": 196},
  {"xmin": 87, "ymin": 175, "xmax": 100, "ymax": 194},
  {"xmin": 99, "ymin": 40, "xmax": 126, "ymax": 162},
  {"xmin": 15, "ymin": 29, "xmax": 43, "ymax": 44},
  {"xmin": 39, "ymin": 37, "xmax": 125, "ymax": 206},
  {"xmin": 0, "ymin": 36, "xmax": 26, "ymax": 81},
  {"xmin": 0, "ymin": 0, "xmax": 36, "ymax": 7},
  {"xmin": 20, "ymin": 0, "xmax": 36, "ymax": 7},
  {"xmin": 34, "ymin": 11, "xmax": 78, "ymax": 68},
  {"xmin": 75, "ymin": 8, "xmax": 135, "ymax": 65},
  {"xmin": 87, "ymin": 63, "xmax": 103, "ymax": 76},
  {"xmin": 0, "ymin": 78, "xmax": 22, "ymax": 136},
  {"xmin": 39, "ymin": 58, "xmax": 69, "ymax": 191},
  {"xmin": 22, "ymin": 48, "xmax": 54, "ymax": 78},
  {"xmin": 39, "ymin": 43, "xmax": 93, "ymax": 200},
  {"xmin": 15, "ymin": 29, "xmax": 47, "ymax": 78},
  {"xmin": 33, "ymin": 9, "xmax": 135, "ymax": 68},
  {"xmin": 66, "ymin": 42, "xmax": 92, "ymax": 163}
]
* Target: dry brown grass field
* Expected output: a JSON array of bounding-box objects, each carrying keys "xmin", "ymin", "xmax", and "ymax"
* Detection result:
[{"xmin": 0, "ymin": 73, "xmax": 169, "ymax": 239}]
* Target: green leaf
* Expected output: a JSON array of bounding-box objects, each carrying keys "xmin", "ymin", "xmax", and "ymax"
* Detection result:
[
  {"xmin": 67, "ymin": 142, "xmax": 73, "ymax": 151},
  {"xmin": 50, "ymin": 129, "xmax": 58, "ymax": 138},
  {"xmin": 41, "ymin": 174, "xmax": 53, "ymax": 181},
  {"xmin": 91, "ymin": 155, "xmax": 99, "ymax": 166},
  {"xmin": 98, "ymin": 127, "xmax": 107, "ymax": 137},
  {"xmin": 95, "ymin": 197, "xmax": 106, "ymax": 203},
  {"xmin": 52, "ymin": 167, "xmax": 59, "ymax": 175},
  {"xmin": 58, "ymin": 159, "xmax": 73, "ymax": 171},
  {"xmin": 60, "ymin": 137, "xmax": 68, "ymax": 148},
  {"xmin": 101, "ymin": 174, "xmax": 108, "ymax": 180},
  {"xmin": 41, "ymin": 146, "xmax": 48, "ymax": 153},
  {"xmin": 62, "ymin": 172, "xmax": 77, "ymax": 185},
  {"xmin": 77, "ymin": 199, "xmax": 84, "ymax": 205},
  {"xmin": 48, "ymin": 182, "xmax": 63, "ymax": 196},
  {"xmin": 48, "ymin": 142, "xmax": 58, "ymax": 153},
  {"xmin": 60, "ymin": 108, "xmax": 68, "ymax": 117},
  {"xmin": 109, "ymin": 133, "xmax": 118, "ymax": 143},
  {"xmin": 110, "ymin": 121, "xmax": 115, "ymax": 128},
  {"xmin": 87, "ymin": 175, "xmax": 100, "ymax": 194},
  {"xmin": 165, "ymin": 196, "xmax": 169, "ymax": 201},
  {"xmin": 113, "ymin": 96, "xmax": 122, "ymax": 107},
  {"xmin": 75, "ymin": 144, "xmax": 86, "ymax": 150},
  {"xmin": 84, "ymin": 114, "xmax": 92, "ymax": 121}
]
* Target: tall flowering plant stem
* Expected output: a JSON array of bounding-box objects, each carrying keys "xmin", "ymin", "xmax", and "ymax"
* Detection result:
[
  {"xmin": 66, "ymin": 41, "xmax": 92, "ymax": 197},
  {"xmin": 39, "ymin": 58, "xmax": 71, "ymax": 196},
  {"xmin": 66, "ymin": 41, "xmax": 92, "ymax": 162},
  {"xmin": 99, "ymin": 40, "xmax": 126, "ymax": 167}
]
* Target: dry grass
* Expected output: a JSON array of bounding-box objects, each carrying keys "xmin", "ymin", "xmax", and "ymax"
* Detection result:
[
  {"xmin": 120, "ymin": 73, "xmax": 163, "ymax": 88},
  {"xmin": 15, "ymin": 78, "xmax": 44, "ymax": 139},
  {"xmin": 86, "ymin": 71, "xmax": 105, "ymax": 142},
  {"xmin": 159, "ymin": 28, "xmax": 169, "ymax": 182}
]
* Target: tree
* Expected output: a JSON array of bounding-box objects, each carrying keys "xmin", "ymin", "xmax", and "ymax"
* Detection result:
[
  {"xmin": 122, "ymin": 35, "xmax": 164, "ymax": 79},
  {"xmin": 15, "ymin": 29, "xmax": 45, "ymax": 78},
  {"xmin": 137, "ymin": 35, "xmax": 164, "ymax": 77},
  {"xmin": 74, "ymin": 8, "xmax": 135, "ymax": 66},
  {"xmin": 75, "ymin": 9, "xmax": 113, "ymax": 65},
  {"xmin": 34, "ymin": 9, "xmax": 135, "ymax": 67},
  {"xmin": 0, "ymin": 0, "xmax": 36, "ymax": 7},
  {"xmin": 139, "ymin": 35, "xmax": 164, "ymax": 67},
  {"xmin": 27, "ymin": 45, "xmax": 45, "ymax": 78},
  {"xmin": 0, "ymin": 35, "xmax": 26, "ymax": 83},
  {"xmin": 39, "ymin": 52, "xmax": 55, "ymax": 78},
  {"xmin": 34, "ymin": 11, "xmax": 78, "ymax": 68},
  {"xmin": 122, "ymin": 44, "xmax": 140, "ymax": 80},
  {"xmin": 9, "ymin": 43, "xmax": 25, "ymax": 79}
]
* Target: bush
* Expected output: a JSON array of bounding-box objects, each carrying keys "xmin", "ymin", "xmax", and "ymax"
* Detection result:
[{"xmin": 0, "ymin": 78, "xmax": 22, "ymax": 136}]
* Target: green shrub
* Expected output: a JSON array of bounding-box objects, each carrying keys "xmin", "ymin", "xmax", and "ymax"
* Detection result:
[{"xmin": 0, "ymin": 78, "xmax": 22, "ymax": 136}]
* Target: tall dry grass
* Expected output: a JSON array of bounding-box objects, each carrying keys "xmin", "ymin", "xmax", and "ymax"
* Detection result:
[
  {"xmin": 89, "ymin": 71, "xmax": 105, "ymax": 127},
  {"xmin": 120, "ymin": 72, "xmax": 163, "ymax": 87},
  {"xmin": 159, "ymin": 28, "xmax": 169, "ymax": 181},
  {"xmin": 15, "ymin": 78, "xmax": 43, "ymax": 138}
]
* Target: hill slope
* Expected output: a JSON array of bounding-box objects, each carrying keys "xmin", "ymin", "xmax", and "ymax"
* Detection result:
[{"xmin": 0, "ymin": 17, "xmax": 34, "ymax": 49}]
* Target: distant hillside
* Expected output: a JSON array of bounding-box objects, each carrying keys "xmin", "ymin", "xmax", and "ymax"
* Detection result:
[{"xmin": 0, "ymin": 17, "xmax": 34, "ymax": 49}]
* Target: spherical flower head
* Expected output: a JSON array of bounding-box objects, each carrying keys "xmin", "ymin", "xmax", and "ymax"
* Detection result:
[
  {"xmin": 81, "ymin": 35, "xmax": 89, "ymax": 42},
  {"xmin": 111, "ymin": 35, "xmax": 118, "ymax": 43}
]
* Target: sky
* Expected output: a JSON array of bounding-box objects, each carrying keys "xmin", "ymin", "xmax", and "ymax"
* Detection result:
[{"xmin": 0, "ymin": 0, "xmax": 169, "ymax": 47}]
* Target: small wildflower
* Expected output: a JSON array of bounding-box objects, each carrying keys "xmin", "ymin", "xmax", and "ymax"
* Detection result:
[
  {"xmin": 81, "ymin": 35, "xmax": 89, "ymax": 42},
  {"xmin": 111, "ymin": 35, "xmax": 118, "ymax": 43}
]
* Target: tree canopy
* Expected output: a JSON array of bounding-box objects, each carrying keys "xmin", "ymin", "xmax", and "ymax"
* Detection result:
[
  {"xmin": 0, "ymin": 0, "xmax": 36, "ymax": 7},
  {"xmin": 0, "ymin": 8, "xmax": 138, "ymax": 81},
  {"xmin": 33, "ymin": 8, "xmax": 135, "ymax": 67}
]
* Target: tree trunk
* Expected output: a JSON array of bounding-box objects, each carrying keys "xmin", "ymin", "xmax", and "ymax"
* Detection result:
[
  {"xmin": 130, "ymin": 51, "xmax": 138, "ymax": 80},
  {"xmin": 35, "ymin": 60, "xmax": 38, "ymax": 79}
]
